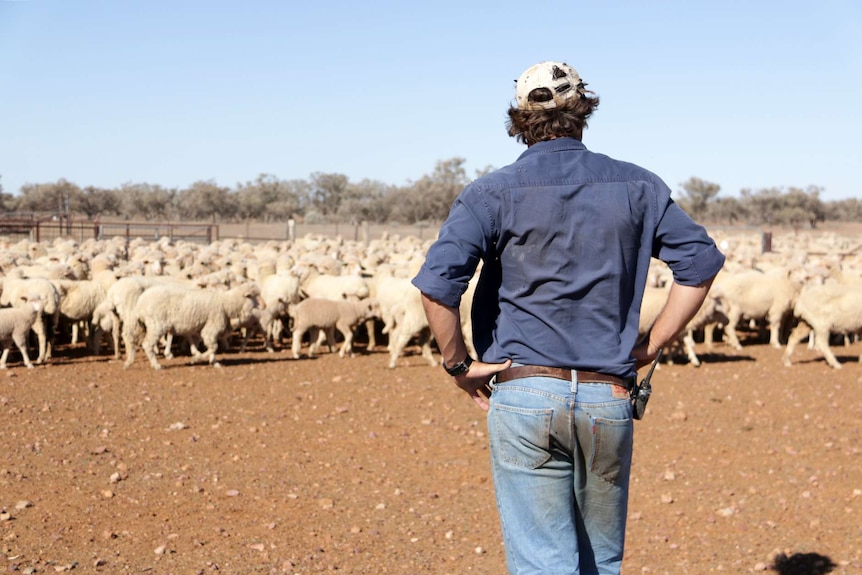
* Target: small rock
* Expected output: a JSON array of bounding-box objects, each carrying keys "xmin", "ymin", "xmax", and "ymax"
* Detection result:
[{"xmin": 15, "ymin": 501, "xmax": 32, "ymax": 510}]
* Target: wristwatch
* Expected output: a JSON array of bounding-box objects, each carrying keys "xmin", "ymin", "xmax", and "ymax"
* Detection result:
[{"xmin": 443, "ymin": 355, "xmax": 473, "ymax": 376}]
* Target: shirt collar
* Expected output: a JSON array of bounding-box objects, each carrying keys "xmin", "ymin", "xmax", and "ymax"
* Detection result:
[{"xmin": 517, "ymin": 137, "xmax": 586, "ymax": 161}]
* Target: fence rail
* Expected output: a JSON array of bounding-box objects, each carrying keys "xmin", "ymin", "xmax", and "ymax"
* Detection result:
[{"xmin": 0, "ymin": 216, "xmax": 438, "ymax": 245}]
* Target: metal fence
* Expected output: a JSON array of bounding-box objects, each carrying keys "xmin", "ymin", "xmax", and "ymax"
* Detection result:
[{"xmin": 0, "ymin": 215, "xmax": 438, "ymax": 246}]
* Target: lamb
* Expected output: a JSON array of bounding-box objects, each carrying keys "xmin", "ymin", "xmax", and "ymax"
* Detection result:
[
  {"xmin": 258, "ymin": 271, "xmax": 303, "ymax": 349},
  {"xmin": 294, "ymin": 263, "xmax": 372, "ymax": 350},
  {"xmin": 129, "ymin": 282, "xmax": 261, "ymax": 370},
  {"xmin": 0, "ymin": 269, "xmax": 61, "ymax": 364},
  {"xmin": 290, "ymin": 297, "xmax": 380, "ymax": 359},
  {"xmin": 0, "ymin": 295, "xmax": 43, "ymax": 369},
  {"xmin": 782, "ymin": 281, "xmax": 862, "ymax": 369}
]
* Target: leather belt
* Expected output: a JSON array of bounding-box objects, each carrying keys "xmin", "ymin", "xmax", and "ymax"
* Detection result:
[{"xmin": 495, "ymin": 365, "xmax": 633, "ymax": 390}]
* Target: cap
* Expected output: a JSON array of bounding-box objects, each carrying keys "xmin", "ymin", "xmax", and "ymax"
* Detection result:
[{"xmin": 515, "ymin": 61, "xmax": 588, "ymax": 111}]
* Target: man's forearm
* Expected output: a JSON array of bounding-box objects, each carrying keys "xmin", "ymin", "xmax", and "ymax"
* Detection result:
[
  {"xmin": 421, "ymin": 293, "xmax": 469, "ymax": 366},
  {"xmin": 646, "ymin": 279, "xmax": 715, "ymax": 354}
]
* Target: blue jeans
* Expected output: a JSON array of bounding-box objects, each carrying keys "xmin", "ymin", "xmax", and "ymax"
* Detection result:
[{"xmin": 488, "ymin": 374, "xmax": 634, "ymax": 575}]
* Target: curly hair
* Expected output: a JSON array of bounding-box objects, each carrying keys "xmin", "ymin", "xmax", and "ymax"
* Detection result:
[{"xmin": 506, "ymin": 94, "xmax": 600, "ymax": 146}]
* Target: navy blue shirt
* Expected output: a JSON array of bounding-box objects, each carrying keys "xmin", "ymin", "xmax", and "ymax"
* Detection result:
[{"xmin": 412, "ymin": 138, "xmax": 725, "ymax": 380}]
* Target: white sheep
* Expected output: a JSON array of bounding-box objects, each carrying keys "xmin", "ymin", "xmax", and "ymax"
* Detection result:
[
  {"xmin": 638, "ymin": 285, "xmax": 727, "ymax": 367},
  {"xmin": 51, "ymin": 278, "xmax": 109, "ymax": 352},
  {"xmin": 94, "ymin": 275, "xmax": 194, "ymax": 361},
  {"xmin": 0, "ymin": 269, "xmax": 61, "ymax": 364},
  {"xmin": 0, "ymin": 295, "xmax": 43, "ymax": 369},
  {"xmin": 290, "ymin": 297, "xmax": 380, "ymax": 359},
  {"xmin": 782, "ymin": 281, "xmax": 862, "ymax": 369},
  {"xmin": 710, "ymin": 267, "xmax": 801, "ymax": 349},
  {"xmin": 258, "ymin": 271, "xmax": 303, "ymax": 349},
  {"xmin": 386, "ymin": 275, "xmax": 477, "ymax": 369},
  {"xmin": 129, "ymin": 282, "xmax": 261, "ymax": 369}
]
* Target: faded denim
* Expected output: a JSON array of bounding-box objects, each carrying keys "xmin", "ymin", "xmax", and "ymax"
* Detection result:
[{"xmin": 488, "ymin": 375, "xmax": 634, "ymax": 575}]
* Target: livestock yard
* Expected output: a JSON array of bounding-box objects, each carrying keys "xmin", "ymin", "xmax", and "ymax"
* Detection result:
[{"xmin": 0, "ymin": 224, "xmax": 861, "ymax": 574}]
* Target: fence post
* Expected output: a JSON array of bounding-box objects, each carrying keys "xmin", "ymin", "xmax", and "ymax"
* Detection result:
[{"xmin": 761, "ymin": 231, "xmax": 772, "ymax": 254}]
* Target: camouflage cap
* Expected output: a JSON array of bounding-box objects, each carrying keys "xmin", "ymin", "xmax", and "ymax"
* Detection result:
[{"xmin": 515, "ymin": 61, "xmax": 589, "ymax": 111}]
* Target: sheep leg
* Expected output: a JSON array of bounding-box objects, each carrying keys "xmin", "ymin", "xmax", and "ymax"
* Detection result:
[
  {"xmin": 0, "ymin": 345, "xmax": 9, "ymax": 369},
  {"xmin": 32, "ymin": 314, "xmax": 47, "ymax": 364},
  {"xmin": 291, "ymin": 326, "xmax": 306, "ymax": 359},
  {"xmin": 782, "ymin": 320, "xmax": 812, "ymax": 367},
  {"xmin": 812, "ymin": 327, "xmax": 842, "ymax": 369},
  {"xmin": 110, "ymin": 312, "xmax": 122, "ymax": 360},
  {"xmin": 337, "ymin": 321, "xmax": 354, "ymax": 358},
  {"xmin": 418, "ymin": 329, "xmax": 438, "ymax": 367},
  {"xmin": 723, "ymin": 312, "xmax": 744, "ymax": 350},
  {"xmin": 122, "ymin": 319, "xmax": 146, "ymax": 368},
  {"xmin": 199, "ymin": 327, "xmax": 222, "ymax": 368},
  {"xmin": 767, "ymin": 312, "xmax": 784, "ymax": 349},
  {"xmin": 138, "ymin": 322, "xmax": 164, "ymax": 370},
  {"xmin": 13, "ymin": 332, "xmax": 34, "ymax": 369},
  {"xmin": 683, "ymin": 331, "xmax": 701, "ymax": 367},
  {"xmin": 365, "ymin": 318, "xmax": 377, "ymax": 350},
  {"xmin": 307, "ymin": 327, "xmax": 323, "ymax": 356},
  {"xmin": 388, "ymin": 327, "xmax": 417, "ymax": 369}
]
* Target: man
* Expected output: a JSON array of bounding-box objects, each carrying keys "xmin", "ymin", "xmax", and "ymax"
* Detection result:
[{"xmin": 411, "ymin": 61, "xmax": 725, "ymax": 574}]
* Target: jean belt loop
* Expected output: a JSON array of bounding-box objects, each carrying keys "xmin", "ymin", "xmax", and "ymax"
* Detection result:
[{"xmin": 570, "ymin": 369, "xmax": 578, "ymax": 394}]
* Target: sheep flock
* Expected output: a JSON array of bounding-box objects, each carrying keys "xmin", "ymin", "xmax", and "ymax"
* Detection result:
[{"xmin": 0, "ymin": 225, "xmax": 860, "ymax": 371}]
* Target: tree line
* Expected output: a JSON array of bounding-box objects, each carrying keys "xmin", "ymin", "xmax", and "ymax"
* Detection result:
[{"xmin": 1, "ymin": 163, "xmax": 858, "ymax": 230}]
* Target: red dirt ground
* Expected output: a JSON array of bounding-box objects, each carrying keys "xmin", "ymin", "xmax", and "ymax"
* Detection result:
[{"xmin": 1, "ymin": 332, "xmax": 861, "ymax": 574}]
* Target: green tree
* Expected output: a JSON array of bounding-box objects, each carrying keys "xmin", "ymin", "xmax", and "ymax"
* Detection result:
[
  {"xmin": 234, "ymin": 173, "xmax": 304, "ymax": 222},
  {"xmin": 80, "ymin": 186, "xmax": 122, "ymax": 220},
  {"xmin": 777, "ymin": 186, "xmax": 825, "ymax": 229},
  {"xmin": 118, "ymin": 182, "xmax": 178, "ymax": 220},
  {"xmin": 740, "ymin": 187, "xmax": 783, "ymax": 226},
  {"xmin": 177, "ymin": 180, "xmax": 236, "ymax": 222},
  {"xmin": 309, "ymin": 172, "xmax": 349, "ymax": 218},
  {"xmin": 15, "ymin": 178, "xmax": 83, "ymax": 216},
  {"xmin": 0, "ymin": 175, "xmax": 14, "ymax": 212},
  {"xmin": 336, "ymin": 179, "xmax": 393, "ymax": 224},
  {"xmin": 707, "ymin": 196, "xmax": 747, "ymax": 225},
  {"xmin": 677, "ymin": 177, "xmax": 720, "ymax": 221}
]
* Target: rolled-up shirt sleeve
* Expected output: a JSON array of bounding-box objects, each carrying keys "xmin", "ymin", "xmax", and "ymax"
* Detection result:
[
  {"xmin": 654, "ymin": 200, "xmax": 726, "ymax": 286},
  {"xmin": 412, "ymin": 193, "xmax": 488, "ymax": 308}
]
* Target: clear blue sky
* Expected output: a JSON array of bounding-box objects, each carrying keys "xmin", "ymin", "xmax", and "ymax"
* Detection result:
[{"xmin": 1, "ymin": 1, "xmax": 860, "ymax": 201}]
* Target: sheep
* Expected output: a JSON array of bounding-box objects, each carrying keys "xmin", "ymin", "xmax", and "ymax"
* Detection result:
[
  {"xmin": 258, "ymin": 271, "xmax": 303, "ymax": 348},
  {"xmin": 129, "ymin": 282, "xmax": 261, "ymax": 370},
  {"xmin": 385, "ymin": 272, "xmax": 479, "ymax": 369},
  {"xmin": 294, "ymin": 263, "xmax": 371, "ymax": 350},
  {"xmin": 94, "ymin": 275, "xmax": 197, "ymax": 361},
  {"xmin": 709, "ymin": 267, "xmax": 801, "ymax": 349},
  {"xmin": 290, "ymin": 297, "xmax": 381, "ymax": 359},
  {"xmin": 782, "ymin": 281, "xmax": 862, "ymax": 369},
  {"xmin": 51, "ymin": 278, "xmax": 109, "ymax": 352},
  {"xmin": 386, "ymin": 287, "xmax": 437, "ymax": 369},
  {"xmin": 0, "ymin": 269, "xmax": 61, "ymax": 364},
  {"xmin": 0, "ymin": 295, "xmax": 43, "ymax": 369},
  {"xmin": 638, "ymin": 285, "xmax": 727, "ymax": 367}
]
